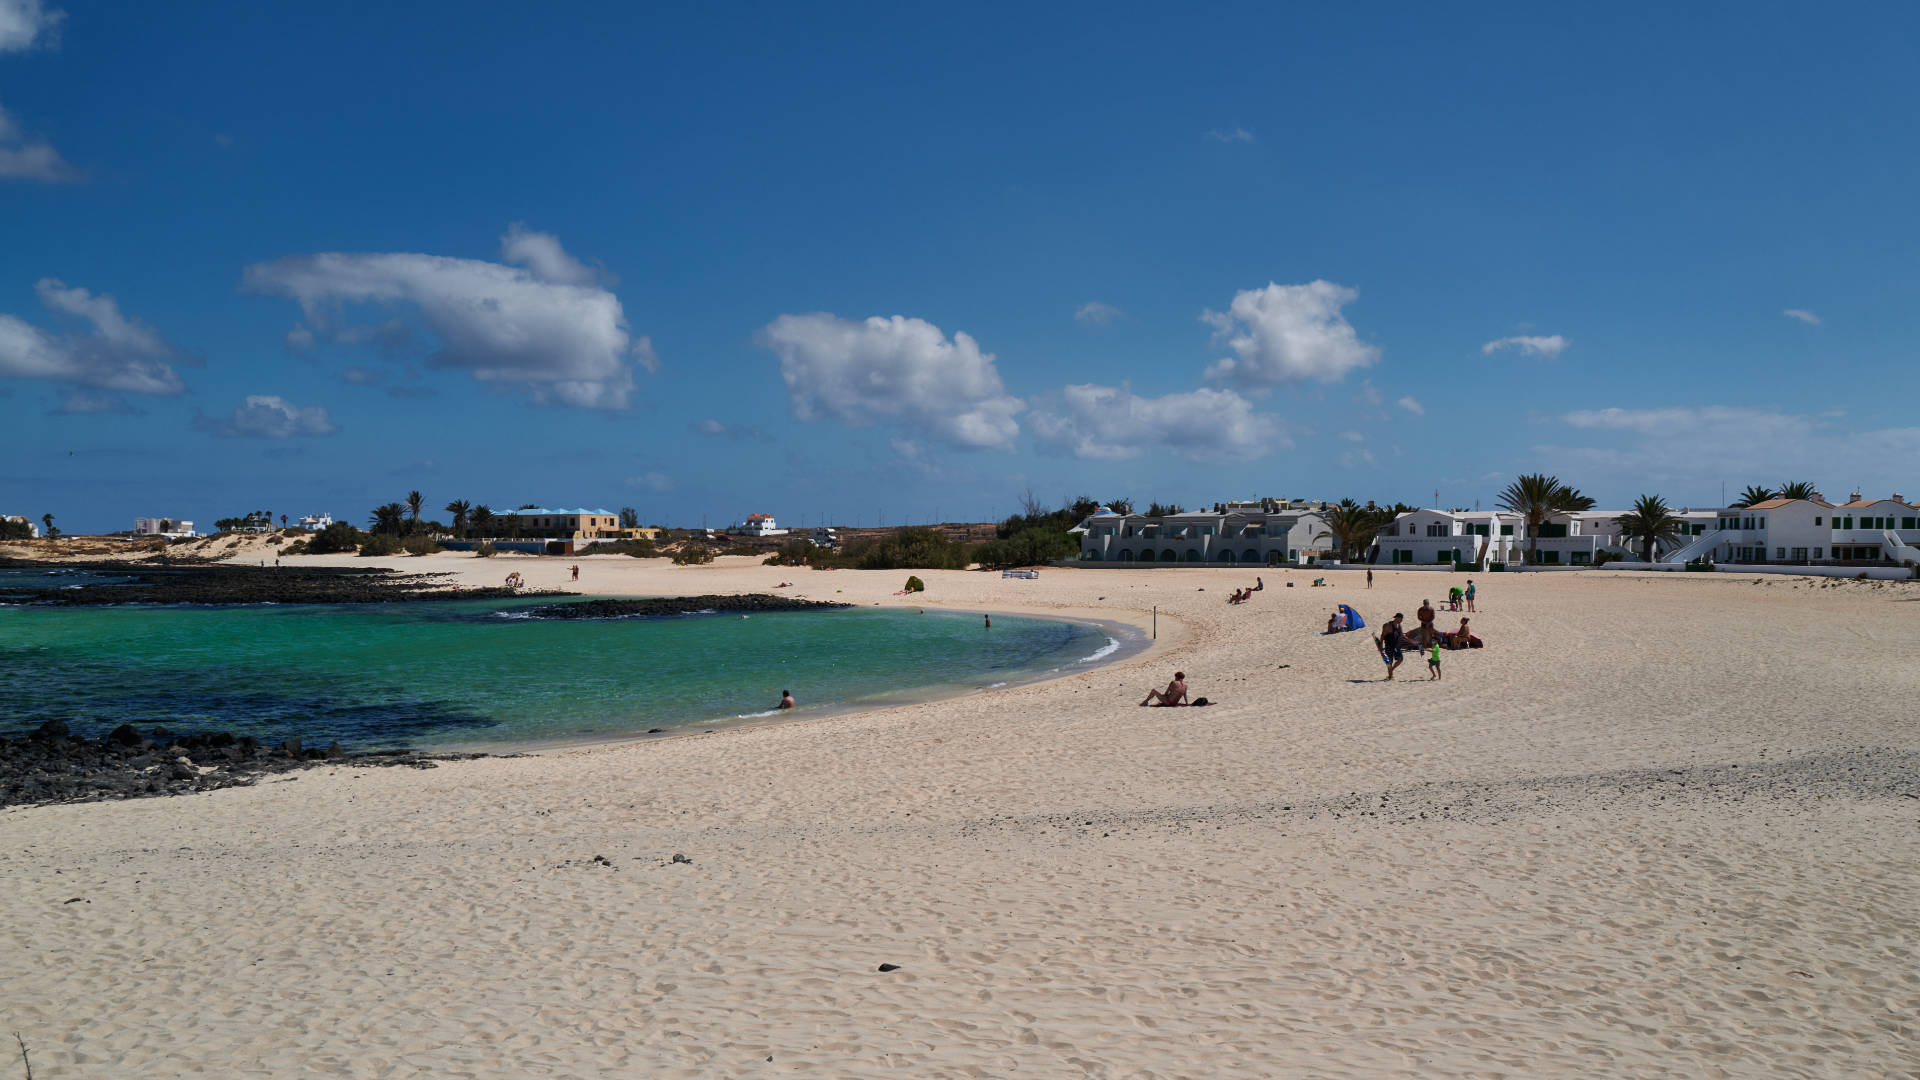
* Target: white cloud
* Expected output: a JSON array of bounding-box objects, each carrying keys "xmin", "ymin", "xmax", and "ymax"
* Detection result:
[
  {"xmin": 0, "ymin": 103, "xmax": 79, "ymax": 182},
  {"xmin": 1074, "ymin": 301, "xmax": 1122, "ymax": 326},
  {"xmin": 1205, "ymin": 127, "xmax": 1254, "ymax": 143},
  {"xmin": 1783, "ymin": 308, "xmax": 1822, "ymax": 326},
  {"xmin": 51, "ymin": 388, "xmax": 141, "ymax": 415},
  {"xmin": 624, "ymin": 471, "xmax": 673, "ymax": 492},
  {"xmin": 889, "ymin": 437, "xmax": 921, "ymax": 459},
  {"xmin": 195, "ymin": 394, "xmax": 337, "ymax": 438},
  {"xmin": 760, "ymin": 313, "xmax": 1023, "ymax": 451},
  {"xmin": 1481, "ymin": 334, "xmax": 1569, "ymax": 359},
  {"xmin": 1340, "ymin": 448, "xmax": 1378, "ymax": 468},
  {"xmin": 244, "ymin": 226, "xmax": 647, "ymax": 410},
  {"xmin": 1028, "ymin": 383, "xmax": 1285, "ymax": 462},
  {"xmin": 1340, "ymin": 430, "xmax": 1365, "ymax": 442},
  {"xmin": 1202, "ymin": 280, "xmax": 1378, "ymax": 388},
  {"xmin": 697, "ymin": 418, "xmax": 726, "ymax": 435},
  {"xmin": 1358, "ymin": 380, "xmax": 1382, "ymax": 406},
  {"xmin": 0, "ymin": 278, "xmax": 187, "ymax": 394},
  {"xmin": 1396, "ymin": 395, "xmax": 1424, "ymax": 415},
  {"xmin": 0, "ymin": 0, "xmax": 62, "ymax": 52},
  {"xmin": 500, "ymin": 222, "xmax": 601, "ymax": 287},
  {"xmin": 1541, "ymin": 405, "xmax": 1920, "ymax": 500}
]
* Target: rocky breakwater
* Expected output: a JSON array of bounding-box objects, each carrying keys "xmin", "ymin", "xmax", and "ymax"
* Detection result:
[
  {"xmin": 1, "ymin": 719, "xmax": 489, "ymax": 808},
  {"xmin": 3, "ymin": 561, "xmax": 555, "ymax": 606},
  {"xmin": 523, "ymin": 593, "xmax": 854, "ymax": 619}
]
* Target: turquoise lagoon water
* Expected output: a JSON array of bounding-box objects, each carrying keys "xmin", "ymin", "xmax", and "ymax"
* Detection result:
[{"xmin": 0, "ymin": 593, "xmax": 1121, "ymax": 750}]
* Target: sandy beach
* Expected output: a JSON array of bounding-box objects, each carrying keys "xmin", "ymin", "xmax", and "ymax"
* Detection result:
[{"xmin": 4, "ymin": 553, "xmax": 1917, "ymax": 1078}]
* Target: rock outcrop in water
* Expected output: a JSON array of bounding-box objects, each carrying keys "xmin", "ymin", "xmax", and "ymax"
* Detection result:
[
  {"xmin": 523, "ymin": 594, "xmax": 853, "ymax": 619},
  {"xmin": 0, "ymin": 719, "xmax": 490, "ymax": 808},
  {"xmin": 0, "ymin": 561, "xmax": 553, "ymax": 606}
]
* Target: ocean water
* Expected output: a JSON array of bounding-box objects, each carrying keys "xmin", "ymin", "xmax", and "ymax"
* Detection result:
[{"xmin": 0, "ymin": 594, "xmax": 1119, "ymax": 750}]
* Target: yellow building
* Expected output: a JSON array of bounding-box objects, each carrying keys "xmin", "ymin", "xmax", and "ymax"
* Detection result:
[{"xmin": 514, "ymin": 508, "xmax": 622, "ymax": 539}]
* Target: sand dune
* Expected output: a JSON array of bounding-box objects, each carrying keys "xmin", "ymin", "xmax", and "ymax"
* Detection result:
[{"xmin": 5, "ymin": 558, "xmax": 1918, "ymax": 1077}]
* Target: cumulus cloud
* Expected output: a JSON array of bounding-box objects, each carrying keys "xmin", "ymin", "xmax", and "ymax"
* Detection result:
[
  {"xmin": 760, "ymin": 313, "xmax": 1023, "ymax": 451},
  {"xmin": 693, "ymin": 417, "xmax": 769, "ymax": 442},
  {"xmin": 1482, "ymin": 334, "xmax": 1569, "ymax": 359},
  {"xmin": 0, "ymin": 0, "xmax": 62, "ymax": 52},
  {"xmin": 50, "ymin": 388, "xmax": 142, "ymax": 415},
  {"xmin": 1028, "ymin": 383, "xmax": 1285, "ymax": 462},
  {"xmin": 1340, "ymin": 448, "xmax": 1378, "ymax": 468},
  {"xmin": 1202, "ymin": 280, "xmax": 1378, "ymax": 388},
  {"xmin": 1396, "ymin": 395, "xmax": 1424, "ymax": 415},
  {"xmin": 1205, "ymin": 127, "xmax": 1254, "ymax": 143},
  {"xmin": 500, "ymin": 222, "xmax": 602, "ymax": 287},
  {"xmin": 194, "ymin": 394, "xmax": 337, "ymax": 438},
  {"xmin": 1783, "ymin": 308, "xmax": 1822, "ymax": 326},
  {"xmin": 1340, "ymin": 430, "xmax": 1365, "ymax": 442},
  {"xmin": 0, "ymin": 103, "xmax": 79, "ymax": 182},
  {"xmin": 244, "ymin": 225, "xmax": 647, "ymax": 409},
  {"xmin": 0, "ymin": 278, "xmax": 187, "ymax": 394},
  {"xmin": 1541, "ymin": 405, "xmax": 1920, "ymax": 499},
  {"xmin": 1074, "ymin": 301, "xmax": 1122, "ymax": 326}
]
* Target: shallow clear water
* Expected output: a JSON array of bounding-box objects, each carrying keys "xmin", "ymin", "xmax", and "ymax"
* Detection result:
[{"xmin": 0, "ymin": 593, "xmax": 1116, "ymax": 750}]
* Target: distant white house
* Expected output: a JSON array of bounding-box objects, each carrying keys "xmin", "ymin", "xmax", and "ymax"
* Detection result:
[
  {"xmin": 298, "ymin": 513, "xmax": 334, "ymax": 531},
  {"xmin": 1659, "ymin": 492, "xmax": 1920, "ymax": 567},
  {"xmin": 739, "ymin": 513, "xmax": 788, "ymax": 537},
  {"xmin": 3, "ymin": 514, "xmax": 39, "ymax": 538},
  {"xmin": 134, "ymin": 517, "xmax": 197, "ymax": 538},
  {"xmin": 1075, "ymin": 507, "xmax": 1334, "ymax": 566},
  {"xmin": 809, "ymin": 526, "xmax": 838, "ymax": 549}
]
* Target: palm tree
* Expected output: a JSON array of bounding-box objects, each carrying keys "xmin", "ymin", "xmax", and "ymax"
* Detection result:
[
  {"xmin": 1777, "ymin": 481, "xmax": 1819, "ymax": 502},
  {"xmin": 369, "ymin": 503, "xmax": 406, "ymax": 536},
  {"xmin": 1326, "ymin": 498, "xmax": 1389, "ymax": 562},
  {"xmin": 471, "ymin": 504, "xmax": 494, "ymax": 538},
  {"xmin": 444, "ymin": 500, "xmax": 472, "ymax": 539},
  {"xmin": 1736, "ymin": 485, "xmax": 1777, "ymax": 508},
  {"xmin": 41, "ymin": 512, "xmax": 54, "ymax": 538},
  {"xmin": 1106, "ymin": 498, "xmax": 1134, "ymax": 516},
  {"xmin": 1497, "ymin": 473, "xmax": 1590, "ymax": 565},
  {"xmin": 405, "ymin": 491, "xmax": 424, "ymax": 535},
  {"xmin": 1613, "ymin": 494, "xmax": 1688, "ymax": 563}
]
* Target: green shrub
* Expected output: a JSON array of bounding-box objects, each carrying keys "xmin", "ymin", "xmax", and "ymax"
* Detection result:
[
  {"xmin": 305, "ymin": 521, "xmax": 366, "ymax": 555},
  {"xmin": 402, "ymin": 535, "xmax": 442, "ymax": 555},
  {"xmin": 358, "ymin": 533, "xmax": 404, "ymax": 557},
  {"xmin": 673, "ymin": 545, "xmax": 715, "ymax": 565},
  {"xmin": 1684, "ymin": 560, "xmax": 1714, "ymax": 572},
  {"xmin": 838, "ymin": 527, "xmax": 970, "ymax": 570},
  {"xmin": 0, "ymin": 518, "xmax": 34, "ymax": 541},
  {"xmin": 971, "ymin": 525, "xmax": 1077, "ymax": 569},
  {"xmin": 904, "ymin": 575, "xmax": 925, "ymax": 592},
  {"xmin": 590, "ymin": 539, "xmax": 658, "ymax": 558},
  {"xmin": 282, "ymin": 539, "xmax": 309, "ymax": 556},
  {"xmin": 720, "ymin": 543, "xmax": 763, "ymax": 557},
  {"xmin": 475, "ymin": 542, "xmax": 497, "ymax": 558},
  {"xmin": 1487, "ymin": 562, "xmax": 1506, "ymax": 572}
]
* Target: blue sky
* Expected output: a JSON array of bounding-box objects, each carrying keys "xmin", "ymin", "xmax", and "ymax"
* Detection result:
[{"xmin": 5, "ymin": 1, "xmax": 1919, "ymax": 533}]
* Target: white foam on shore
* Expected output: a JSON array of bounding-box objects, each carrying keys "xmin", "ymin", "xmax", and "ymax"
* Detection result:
[
  {"xmin": 735, "ymin": 708, "xmax": 781, "ymax": 719},
  {"xmin": 1076, "ymin": 636, "xmax": 1120, "ymax": 664}
]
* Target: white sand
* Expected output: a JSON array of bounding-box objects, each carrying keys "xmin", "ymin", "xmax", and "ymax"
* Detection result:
[{"xmin": 5, "ymin": 556, "xmax": 1918, "ymax": 1078}]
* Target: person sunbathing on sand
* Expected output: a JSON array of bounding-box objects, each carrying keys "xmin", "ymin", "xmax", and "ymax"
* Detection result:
[{"xmin": 1141, "ymin": 671, "xmax": 1188, "ymax": 707}]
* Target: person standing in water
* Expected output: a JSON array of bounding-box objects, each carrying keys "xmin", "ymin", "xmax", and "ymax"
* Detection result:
[{"xmin": 984, "ymin": 614, "xmax": 991, "ymax": 629}]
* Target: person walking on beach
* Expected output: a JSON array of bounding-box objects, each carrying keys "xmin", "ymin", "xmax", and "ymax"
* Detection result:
[
  {"xmin": 1427, "ymin": 638, "xmax": 1443, "ymax": 681},
  {"xmin": 1374, "ymin": 614, "xmax": 1408, "ymax": 680},
  {"xmin": 570, "ymin": 564, "xmax": 579, "ymax": 581},
  {"xmin": 1465, "ymin": 579, "xmax": 1476, "ymax": 612},
  {"xmin": 1366, "ymin": 568, "xmax": 1373, "ymax": 589},
  {"xmin": 1141, "ymin": 671, "xmax": 1188, "ymax": 706}
]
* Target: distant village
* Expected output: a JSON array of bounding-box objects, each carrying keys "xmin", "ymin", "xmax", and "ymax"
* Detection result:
[{"xmin": 7, "ymin": 478, "xmax": 1917, "ymax": 580}]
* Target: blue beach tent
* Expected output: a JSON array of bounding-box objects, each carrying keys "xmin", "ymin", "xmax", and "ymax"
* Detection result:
[{"xmin": 1338, "ymin": 604, "xmax": 1365, "ymax": 631}]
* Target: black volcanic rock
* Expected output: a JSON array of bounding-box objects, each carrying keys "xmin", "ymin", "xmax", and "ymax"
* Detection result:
[
  {"xmin": 523, "ymin": 594, "xmax": 852, "ymax": 619},
  {"xmin": 6, "ymin": 561, "xmax": 557, "ymax": 606}
]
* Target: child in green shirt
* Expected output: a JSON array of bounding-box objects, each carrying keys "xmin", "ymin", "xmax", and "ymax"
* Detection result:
[{"xmin": 1427, "ymin": 639, "xmax": 1443, "ymax": 680}]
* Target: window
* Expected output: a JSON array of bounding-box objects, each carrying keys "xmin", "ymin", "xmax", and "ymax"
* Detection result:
[
  {"xmin": 1905, "ymin": 518, "xmax": 1918, "ymax": 530},
  {"xmin": 1500, "ymin": 525, "xmax": 1513, "ymax": 536},
  {"xmin": 1791, "ymin": 547, "xmax": 1807, "ymax": 561},
  {"xmin": 1571, "ymin": 551, "xmax": 1590, "ymax": 565},
  {"xmin": 1814, "ymin": 548, "xmax": 1823, "ymax": 559},
  {"xmin": 1426, "ymin": 523, "xmax": 1446, "ymax": 537},
  {"xmin": 1842, "ymin": 516, "xmax": 1853, "ymax": 530},
  {"xmin": 1814, "ymin": 517, "xmax": 1822, "ymax": 526},
  {"xmin": 1776, "ymin": 547, "xmax": 1785, "ymax": 559}
]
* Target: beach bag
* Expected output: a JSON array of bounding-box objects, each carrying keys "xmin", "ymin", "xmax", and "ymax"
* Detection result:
[{"xmin": 1190, "ymin": 697, "xmax": 1211, "ymax": 706}]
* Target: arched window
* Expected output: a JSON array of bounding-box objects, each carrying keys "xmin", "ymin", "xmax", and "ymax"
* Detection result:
[
  {"xmin": 1216, "ymin": 550, "xmax": 1235, "ymax": 562},
  {"xmin": 1118, "ymin": 549, "xmax": 1135, "ymax": 562},
  {"xmin": 1139, "ymin": 549, "xmax": 1155, "ymax": 562},
  {"xmin": 1244, "ymin": 548, "xmax": 1259, "ymax": 563},
  {"xmin": 1185, "ymin": 549, "xmax": 1202, "ymax": 562},
  {"xmin": 1080, "ymin": 548, "xmax": 1099, "ymax": 561},
  {"xmin": 1162, "ymin": 548, "xmax": 1178, "ymax": 562}
]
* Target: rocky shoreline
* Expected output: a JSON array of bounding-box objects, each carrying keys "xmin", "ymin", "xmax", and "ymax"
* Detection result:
[
  {"xmin": 522, "ymin": 593, "xmax": 853, "ymax": 618},
  {"xmin": 1, "ymin": 719, "xmax": 494, "ymax": 808},
  {"xmin": 0, "ymin": 560, "xmax": 558, "ymax": 606}
]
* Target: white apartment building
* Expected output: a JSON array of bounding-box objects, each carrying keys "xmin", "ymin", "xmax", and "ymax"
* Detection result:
[
  {"xmin": 1074, "ymin": 507, "xmax": 1334, "ymax": 565},
  {"xmin": 298, "ymin": 513, "xmax": 334, "ymax": 530},
  {"xmin": 134, "ymin": 517, "xmax": 196, "ymax": 537},
  {"xmin": 739, "ymin": 513, "xmax": 788, "ymax": 537},
  {"xmin": 1662, "ymin": 494, "xmax": 1920, "ymax": 566}
]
